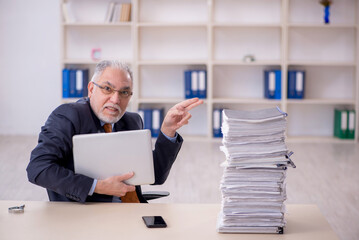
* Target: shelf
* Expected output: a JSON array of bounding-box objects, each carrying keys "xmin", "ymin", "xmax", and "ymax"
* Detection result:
[
  {"xmin": 138, "ymin": 60, "xmax": 207, "ymax": 65},
  {"xmin": 288, "ymin": 61, "xmax": 356, "ymax": 66},
  {"xmin": 60, "ymin": 0, "xmax": 358, "ymax": 141},
  {"xmin": 63, "ymin": 59, "xmax": 133, "ymax": 64},
  {"xmin": 63, "ymin": 22, "xmax": 132, "ymax": 27},
  {"xmin": 137, "ymin": 22, "xmax": 207, "ymax": 27},
  {"xmin": 138, "ymin": 98, "xmax": 189, "ymax": 104},
  {"xmin": 138, "ymin": 98, "xmax": 208, "ymax": 105},
  {"xmin": 214, "ymin": 27, "xmax": 281, "ymax": 62},
  {"xmin": 213, "ymin": 23, "xmax": 281, "ymax": 28},
  {"xmin": 286, "ymin": 99, "xmax": 356, "ymax": 105},
  {"xmin": 139, "ymin": 26, "xmax": 207, "ymax": 61},
  {"xmin": 288, "ymin": 23, "xmax": 357, "ymax": 29},
  {"xmin": 288, "ymin": 0, "xmax": 356, "ymax": 27},
  {"xmin": 213, "ymin": 98, "xmax": 281, "ymax": 104},
  {"xmin": 213, "ymin": 60, "xmax": 281, "ymax": 66},
  {"xmin": 138, "ymin": 0, "xmax": 208, "ymax": 24},
  {"xmin": 213, "ymin": 0, "xmax": 281, "ymax": 25},
  {"xmin": 288, "ymin": 27, "xmax": 356, "ymax": 63},
  {"xmin": 65, "ymin": 26, "xmax": 133, "ymax": 60}
]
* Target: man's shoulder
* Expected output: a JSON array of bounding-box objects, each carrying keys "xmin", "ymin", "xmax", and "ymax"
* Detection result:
[
  {"xmin": 54, "ymin": 98, "xmax": 90, "ymax": 115},
  {"xmin": 50, "ymin": 98, "xmax": 92, "ymax": 127},
  {"xmin": 124, "ymin": 111, "xmax": 141, "ymax": 120},
  {"xmin": 119, "ymin": 111, "xmax": 143, "ymax": 130},
  {"xmin": 47, "ymin": 98, "xmax": 97, "ymax": 133}
]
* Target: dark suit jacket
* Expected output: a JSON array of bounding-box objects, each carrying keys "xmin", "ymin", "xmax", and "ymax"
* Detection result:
[{"xmin": 27, "ymin": 98, "xmax": 183, "ymax": 203}]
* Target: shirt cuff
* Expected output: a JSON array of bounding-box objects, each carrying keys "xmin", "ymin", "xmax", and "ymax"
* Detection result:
[
  {"xmin": 161, "ymin": 131, "xmax": 178, "ymax": 143},
  {"xmin": 88, "ymin": 179, "xmax": 97, "ymax": 196}
]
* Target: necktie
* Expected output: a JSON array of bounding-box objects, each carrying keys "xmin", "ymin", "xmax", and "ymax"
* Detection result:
[{"xmin": 103, "ymin": 123, "xmax": 140, "ymax": 203}]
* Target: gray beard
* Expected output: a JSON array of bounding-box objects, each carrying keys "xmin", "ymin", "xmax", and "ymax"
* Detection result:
[{"xmin": 96, "ymin": 110, "xmax": 124, "ymax": 124}]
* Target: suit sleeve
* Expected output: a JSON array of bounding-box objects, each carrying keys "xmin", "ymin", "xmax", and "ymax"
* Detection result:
[
  {"xmin": 26, "ymin": 105, "xmax": 93, "ymax": 203},
  {"xmin": 152, "ymin": 131, "xmax": 183, "ymax": 185},
  {"xmin": 132, "ymin": 112, "xmax": 183, "ymax": 185}
]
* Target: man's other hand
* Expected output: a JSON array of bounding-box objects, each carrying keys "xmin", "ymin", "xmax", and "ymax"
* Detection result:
[
  {"xmin": 161, "ymin": 98, "xmax": 204, "ymax": 138},
  {"xmin": 94, "ymin": 172, "xmax": 136, "ymax": 197}
]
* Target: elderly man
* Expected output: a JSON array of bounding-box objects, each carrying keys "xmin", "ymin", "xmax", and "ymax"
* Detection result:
[{"xmin": 27, "ymin": 60, "xmax": 203, "ymax": 203}]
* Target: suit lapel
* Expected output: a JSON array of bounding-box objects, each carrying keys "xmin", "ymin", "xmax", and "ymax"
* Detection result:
[
  {"xmin": 114, "ymin": 118, "xmax": 126, "ymax": 132},
  {"xmin": 114, "ymin": 113, "xmax": 139, "ymax": 132}
]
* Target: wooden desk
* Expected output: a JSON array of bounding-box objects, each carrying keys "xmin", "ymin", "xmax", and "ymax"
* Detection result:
[{"xmin": 0, "ymin": 201, "xmax": 338, "ymax": 240}]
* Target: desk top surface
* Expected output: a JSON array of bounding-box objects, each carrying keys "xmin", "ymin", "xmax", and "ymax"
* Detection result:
[{"xmin": 0, "ymin": 201, "xmax": 338, "ymax": 240}]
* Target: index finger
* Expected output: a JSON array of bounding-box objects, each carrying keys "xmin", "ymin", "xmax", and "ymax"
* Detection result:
[{"xmin": 177, "ymin": 98, "xmax": 204, "ymax": 111}]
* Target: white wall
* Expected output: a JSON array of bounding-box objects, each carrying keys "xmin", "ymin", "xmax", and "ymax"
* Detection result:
[{"xmin": 0, "ymin": 0, "xmax": 61, "ymax": 135}]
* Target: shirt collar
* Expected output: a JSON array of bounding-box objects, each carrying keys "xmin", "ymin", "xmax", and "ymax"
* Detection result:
[{"xmin": 100, "ymin": 121, "xmax": 114, "ymax": 129}]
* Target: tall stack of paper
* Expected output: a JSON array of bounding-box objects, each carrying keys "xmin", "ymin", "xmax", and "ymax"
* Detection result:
[{"xmin": 217, "ymin": 107, "xmax": 295, "ymax": 234}]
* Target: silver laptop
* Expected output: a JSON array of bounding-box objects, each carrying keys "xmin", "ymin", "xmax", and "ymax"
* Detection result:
[{"xmin": 73, "ymin": 129, "xmax": 154, "ymax": 186}]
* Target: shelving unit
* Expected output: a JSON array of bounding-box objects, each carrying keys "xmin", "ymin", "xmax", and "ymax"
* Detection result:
[{"xmin": 60, "ymin": 0, "xmax": 359, "ymax": 142}]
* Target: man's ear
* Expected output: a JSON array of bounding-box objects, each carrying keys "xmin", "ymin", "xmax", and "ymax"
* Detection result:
[{"xmin": 88, "ymin": 81, "xmax": 94, "ymax": 97}]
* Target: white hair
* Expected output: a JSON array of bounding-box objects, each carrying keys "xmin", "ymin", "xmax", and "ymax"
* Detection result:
[{"xmin": 91, "ymin": 60, "xmax": 133, "ymax": 83}]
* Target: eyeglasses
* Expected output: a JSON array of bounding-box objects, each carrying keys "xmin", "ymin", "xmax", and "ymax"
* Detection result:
[{"xmin": 92, "ymin": 81, "xmax": 133, "ymax": 99}]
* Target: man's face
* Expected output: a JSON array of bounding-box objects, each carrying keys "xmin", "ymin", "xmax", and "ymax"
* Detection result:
[{"xmin": 88, "ymin": 67, "xmax": 133, "ymax": 124}]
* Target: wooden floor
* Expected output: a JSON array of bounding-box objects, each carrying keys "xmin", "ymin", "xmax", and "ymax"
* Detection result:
[{"xmin": 0, "ymin": 135, "xmax": 358, "ymax": 240}]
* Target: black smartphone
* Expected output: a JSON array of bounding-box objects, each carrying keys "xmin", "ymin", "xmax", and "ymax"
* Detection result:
[{"xmin": 142, "ymin": 216, "xmax": 167, "ymax": 228}]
